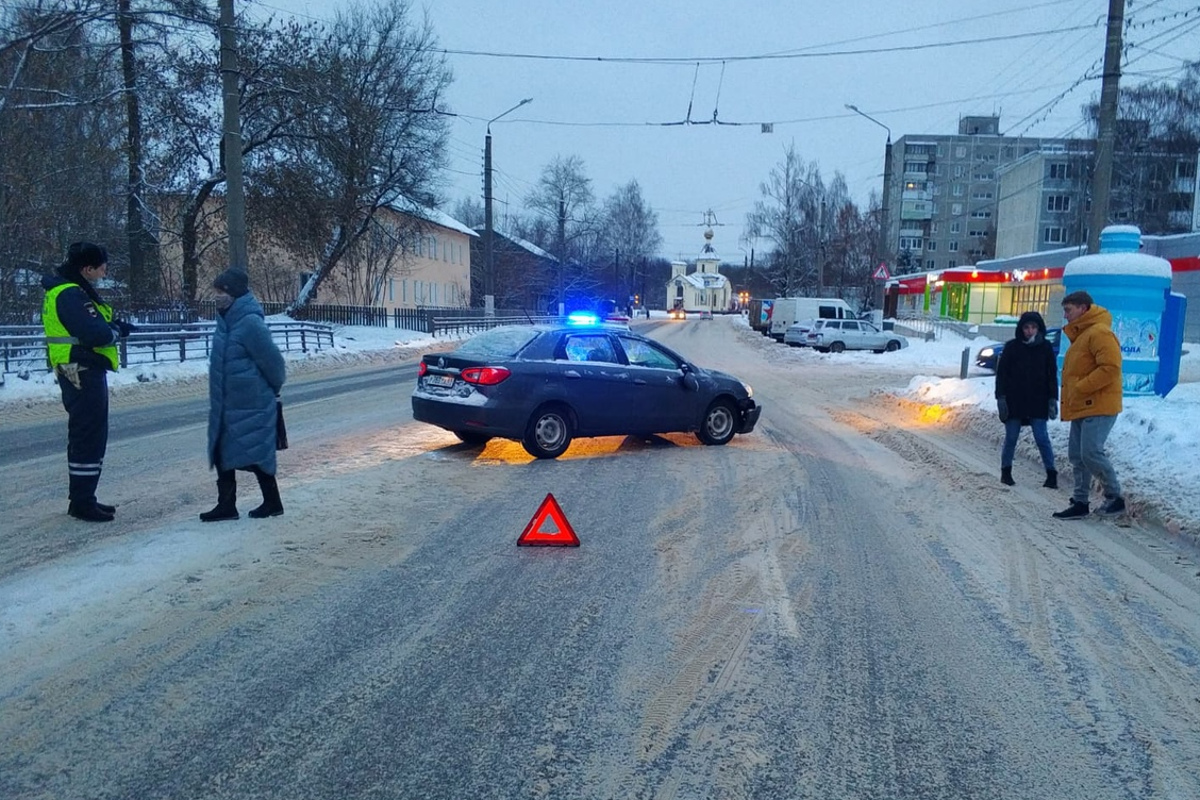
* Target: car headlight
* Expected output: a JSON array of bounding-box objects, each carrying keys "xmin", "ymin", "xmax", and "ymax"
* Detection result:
[
  {"xmin": 742, "ymin": 382, "xmax": 753, "ymax": 398},
  {"xmin": 978, "ymin": 346, "xmax": 995, "ymax": 359}
]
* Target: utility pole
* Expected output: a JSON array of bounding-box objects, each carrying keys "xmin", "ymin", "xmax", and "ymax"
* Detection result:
[
  {"xmin": 1088, "ymin": 0, "xmax": 1125, "ymax": 253},
  {"xmin": 219, "ymin": 0, "xmax": 247, "ymax": 270},
  {"xmin": 483, "ymin": 98, "xmax": 531, "ymax": 316}
]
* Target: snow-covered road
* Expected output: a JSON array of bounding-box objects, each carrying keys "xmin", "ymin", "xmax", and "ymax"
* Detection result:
[{"xmin": 1, "ymin": 318, "xmax": 1198, "ymax": 799}]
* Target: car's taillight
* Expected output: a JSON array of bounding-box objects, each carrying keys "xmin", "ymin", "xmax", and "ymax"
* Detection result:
[
  {"xmin": 460, "ymin": 366, "xmax": 511, "ymax": 385},
  {"xmin": 418, "ymin": 361, "xmax": 428, "ymax": 377}
]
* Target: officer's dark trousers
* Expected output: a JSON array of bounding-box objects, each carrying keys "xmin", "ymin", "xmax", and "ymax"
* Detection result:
[{"xmin": 58, "ymin": 366, "xmax": 109, "ymax": 505}]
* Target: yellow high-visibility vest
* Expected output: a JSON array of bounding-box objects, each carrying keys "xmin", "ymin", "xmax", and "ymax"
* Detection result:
[{"xmin": 42, "ymin": 284, "xmax": 119, "ymax": 371}]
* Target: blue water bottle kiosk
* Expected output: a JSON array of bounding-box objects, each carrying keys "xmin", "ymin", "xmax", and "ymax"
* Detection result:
[{"xmin": 1061, "ymin": 225, "xmax": 1186, "ymax": 397}]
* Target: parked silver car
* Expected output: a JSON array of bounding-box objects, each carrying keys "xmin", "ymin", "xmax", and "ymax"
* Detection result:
[
  {"xmin": 783, "ymin": 319, "xmax": 818, "ymax": 347},
  {"xmin": 806, "ymin": 319, "xmax": 909, "ymax": 353}
]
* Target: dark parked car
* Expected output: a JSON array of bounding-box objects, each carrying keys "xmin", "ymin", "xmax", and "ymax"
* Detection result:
[
  {"xmin": 412, "ymin": 322, "xmax": 762, "ymax": 459},
  {"xmin": 976, "ymin": 327, "xmax": 1062, "ymax": 370}
]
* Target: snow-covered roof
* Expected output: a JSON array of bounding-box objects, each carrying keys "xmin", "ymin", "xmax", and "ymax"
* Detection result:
[
  {"xmin": 681, "ymin": 272, "xmax": 728, "ymax": 290},
  {"xmin": 473, "ymin": 227, "xmax": 559, "ymax": 262},
  {"xmin": 386, "ymin": 194, "xmax": 477, "ymax": 237}
]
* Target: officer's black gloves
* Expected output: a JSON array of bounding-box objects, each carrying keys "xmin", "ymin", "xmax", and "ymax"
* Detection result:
[{"xmin": 113, "ymin": 319, "xmax": 138, "ymax": 338}]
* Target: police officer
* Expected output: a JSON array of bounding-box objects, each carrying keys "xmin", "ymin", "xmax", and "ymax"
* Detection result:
[{"xmin": 41, "ymin": 242, "xmax": 134, "ymax": 522}]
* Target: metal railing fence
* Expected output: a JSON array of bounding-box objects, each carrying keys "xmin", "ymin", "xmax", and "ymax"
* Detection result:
[{"xmin": 0, "ymin": 320, "xmax": 334, "ymax": 380}]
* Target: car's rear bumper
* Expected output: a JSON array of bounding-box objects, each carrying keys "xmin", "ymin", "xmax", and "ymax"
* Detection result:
[{"xmin": 412, "ymin": 394, "xmax": 524, "ymax": 438}]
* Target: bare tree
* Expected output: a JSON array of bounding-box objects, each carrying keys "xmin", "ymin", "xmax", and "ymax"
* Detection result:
[
  {"xmin": 597, "ymin": 179, "xmax": 662, "ymax": 301},
  {"xmin": 523, "ymin": 154, "xmax": 602, "ymax": 305},
  {"xmin": 1, "ymin": 1, "xmax": 125, "ymax": 310},
  {"xmin": 265, "ymin": 0, "xmax": 451, "ymax": 315},
  {"xmin": 745, "ymin": 144, "xmax": 827, "ymax": 296},
  {"xmin": 144, "ymin": 14, "xmax": 322, "ymax": 301}
]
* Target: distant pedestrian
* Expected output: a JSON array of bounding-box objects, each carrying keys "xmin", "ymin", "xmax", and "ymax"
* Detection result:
[
  {"xmin": 1052, "ymin": 290, "xmax": 1125, "ymax": 520},
  {"xmin": 995, "ymin": 311, "xmax": 1058, "ymax": 488},
  {"xmin": 41, "ymin": 241, "xmax": 135, "ymax": 522},
  {"xmin": 201, "ymin": 268, "xmax": 287, "ymax": 522}
]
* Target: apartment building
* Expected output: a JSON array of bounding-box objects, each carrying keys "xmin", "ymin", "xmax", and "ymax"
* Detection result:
[
  {"xmin": 885, "ymin": 116, "xmax": 1079, "ymax": 274},
  {"xmin": 883, "ymin": 115, "xmax": 1200, "ymax": 270}
]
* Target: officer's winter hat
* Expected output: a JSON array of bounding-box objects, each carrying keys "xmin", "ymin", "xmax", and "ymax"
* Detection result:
[
  {"xmin": 57, "ymin": 241, "xmax": 108, "ymax": 278},
  {"xmin": 213, "ymin": 268, "xmax": 250, "ymax": 298}
]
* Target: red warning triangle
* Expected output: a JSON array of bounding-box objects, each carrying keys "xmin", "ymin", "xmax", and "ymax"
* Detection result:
[{"xmin": 517, "ymin": 493, "xmax": 580, "ymax": 547}]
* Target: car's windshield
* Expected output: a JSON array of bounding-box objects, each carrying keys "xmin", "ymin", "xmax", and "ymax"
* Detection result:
[{"xmin": 455, "ymin": 326, "xmax": 539, "ymax": 358}]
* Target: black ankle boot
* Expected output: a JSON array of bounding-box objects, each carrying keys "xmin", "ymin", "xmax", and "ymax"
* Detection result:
[
  {"xmin": 248, "ymin": 471, "xmax": 284, "ymax": 519},
  {"xmin": 1001, "ymin": 466, "xmax": 1015, "ymax": 486},
  {"xmin": 200, "ymin": 471, "xmax": 239, "ymax": 522},
  {"xmin": 1043, "ymin": 469, "xmax": 1058, "ymax": 489}
]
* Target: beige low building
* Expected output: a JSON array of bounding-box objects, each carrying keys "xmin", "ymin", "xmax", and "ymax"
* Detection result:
[{"xmin": 666, "ymin": 229, "xmax": 732, "ymax": 312}]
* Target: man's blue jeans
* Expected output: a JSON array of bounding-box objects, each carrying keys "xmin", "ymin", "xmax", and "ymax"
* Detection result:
[
  {"xmin": 1067, "ymin": 415, "xmax": 1122, "ymax": 504},
  {"xmin": 1001, "ymin": 418, "xmax": 1055, "ymax": 472}
]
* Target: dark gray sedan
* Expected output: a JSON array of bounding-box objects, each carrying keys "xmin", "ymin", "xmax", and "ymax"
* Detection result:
[{"xmin": 411, "ymin": 322, "xmax": 762, "ymax": 458}]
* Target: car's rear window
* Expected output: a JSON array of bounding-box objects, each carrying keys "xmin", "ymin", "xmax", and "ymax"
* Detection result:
[{"xmin": 455, "ymin": 327, "xmax": 539, "ymax": 358}]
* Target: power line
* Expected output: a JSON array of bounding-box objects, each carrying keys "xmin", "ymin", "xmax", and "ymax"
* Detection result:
[{"xmin": 426, "ymin": 26, "xmax": 1100, "ymax": 66}]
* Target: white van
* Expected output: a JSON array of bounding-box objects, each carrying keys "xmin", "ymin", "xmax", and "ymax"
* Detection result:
[{"xmin": 768, "ymin": 297, "xmax": 856, "ymax": 341}]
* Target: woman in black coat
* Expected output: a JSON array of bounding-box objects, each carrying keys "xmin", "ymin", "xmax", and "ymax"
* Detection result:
[{"xmin": 995, "ymin": 310, "xmax": 1059, "ymax": 487}]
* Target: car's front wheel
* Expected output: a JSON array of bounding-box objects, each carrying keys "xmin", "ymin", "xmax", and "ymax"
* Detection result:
[
  {"xmin": 522, "ymin": 404, "xmax": 574, "ymax": 459},
  {"xmin": 697, "ymin": 399, "xmax": 737, "ymax": 446},
  {"xmin": 885, "ymin": 340, "xmax": 902, "ymax": 352}
]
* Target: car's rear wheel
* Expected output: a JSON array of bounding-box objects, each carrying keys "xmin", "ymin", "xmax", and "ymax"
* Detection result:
[
  {"xmin": 885, "ymin": 340, "xmax": 901, "ymax": 352},
  {"xmin": 697, "ymin": 399, "xmax": 737, "ymax": 446},
  {"xmin": 829, "ymin": 341, "xmax": 846, "ymax": 353},
  {"xmin": 454, "ymin": 430, "xmax": 491, "ymax": 445},
  {"xmin": 522, "ymin": 404, "xmax": 574, "ymax": 459}
]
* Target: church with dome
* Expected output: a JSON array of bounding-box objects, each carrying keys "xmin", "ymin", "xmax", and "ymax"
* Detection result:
[{"xmin": 665, "ymin": 225, "xmax": 733, "ymax": 312}]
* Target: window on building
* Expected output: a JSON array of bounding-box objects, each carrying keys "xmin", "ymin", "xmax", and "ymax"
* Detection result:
[
  {"xmin": 956, "ymin": 145, "xmax": 967, "ymax": 158},
  {"xmin": 899, "ymin": 237, "xmax": 923, "ymax": 250},
  {"xmin": 952, "ymin": 203, "xmax": 963, "ymax": 215},
  {"xmin": 953, "ymin": 184, "xmax": 963, "ymax": 196},
  {"xmin": 948, "ymin": 259, "xmax": 957, "ymax": 268},
  {"xmin": 927, "ymin": 241, "xmax": 937, "ymax": 251},
  {"xmin": 972, "ymin": 191, "xmax": 994, "ymax": 200},
  {"xmin": 968, "ymin": 229, "xmax": 987, "ymax": 238},
  {"xmin": 954, "ymin": 165, "xmax": 964, "ymax": 178},
  {"xmin": 1046, "ymin": 195, "xmax": 1071, "ymax": 212},
  {"xmin": 904, "ymin": 161, "xmax": 928, "ymax": 174},
  {"xmin": 970, "ymin": 210, "xmax": 992, "ymax": 219},
  {"xmin": 948, "ymin": 241, "xmax": 959, "ymax": 252},
  {"xmin": 931, "ymin": 221, "xmax": 939, "ymax": 234},
  {"xmin": 1044, "ymin": 227, "xmax": 1067, "ymax": 244},
  {"xmin": 950, "ymin": 221, "xmax": 961, "ymax": 234},
  {"xmin": 1048, "ymin": 162, "xmax": 1070, "ymax": 179},
  {"xmin": 1178, "ymin": 160, "xmax": 1196, "ymax": 178}
]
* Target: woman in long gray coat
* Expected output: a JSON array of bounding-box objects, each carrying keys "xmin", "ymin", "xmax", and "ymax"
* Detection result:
[{"xmin": 201, "ymin": 268, "xmax": 287, "ymax": 522}]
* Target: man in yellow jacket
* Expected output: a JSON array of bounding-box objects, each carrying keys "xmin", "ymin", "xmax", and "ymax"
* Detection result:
[{"xmin": 1052, "ymin": 290, "xmax": 1125, "ymax": 519}]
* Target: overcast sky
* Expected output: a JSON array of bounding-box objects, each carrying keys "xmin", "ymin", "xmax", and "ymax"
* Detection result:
[{"xmin": 245, "ymin": 0, "xmax": 1199, "ymax": 261}]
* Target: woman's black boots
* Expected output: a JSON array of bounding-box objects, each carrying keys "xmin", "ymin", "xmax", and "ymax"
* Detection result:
[
  {"xmin": 200, "ymin": 470, "xmax": 239, "ymax": 522},
  {"xmin": 1000, "ymin": 466, "xmax": 1015, "ymax": 486},
  {"xmin": 1044, "ymin": 469, "xmax": 1058, "ymax": 489},
  {"xmin": 249, "ymin": 470, "xmax": 284, "ymax": 518}
]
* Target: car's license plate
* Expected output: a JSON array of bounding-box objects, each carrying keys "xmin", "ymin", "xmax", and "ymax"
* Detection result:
[{"xmin": 426, "ymin": 374, "xmax": 454, "ymax": 388}]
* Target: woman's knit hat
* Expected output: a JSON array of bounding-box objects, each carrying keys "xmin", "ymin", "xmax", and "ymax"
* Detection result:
[{"xmin": 213, "ymin": 268, "xmax": 250, "ymax": 298}]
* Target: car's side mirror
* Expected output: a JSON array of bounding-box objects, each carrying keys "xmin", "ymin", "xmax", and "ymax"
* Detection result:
[{"xmin": 680, "ymin": 364, "xmax": 700, "ymax": 391}]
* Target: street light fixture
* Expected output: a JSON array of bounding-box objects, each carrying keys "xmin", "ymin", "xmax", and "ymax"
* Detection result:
[
  {"xmin": 484, "ymin": 97, "xmax": 532, "ymax": 315},
  {"xmin": 846, "ymin": 103, "xmax": 894, "ymax": 308}
]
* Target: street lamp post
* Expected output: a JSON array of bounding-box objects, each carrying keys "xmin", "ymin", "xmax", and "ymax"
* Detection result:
[
  {"xmin": 846, "ymin": 104, "xmax": 893, "ymax": 307},
  {"xmin": 484, "ymin": 97, "xmax": 532, "ymax": 316}
]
